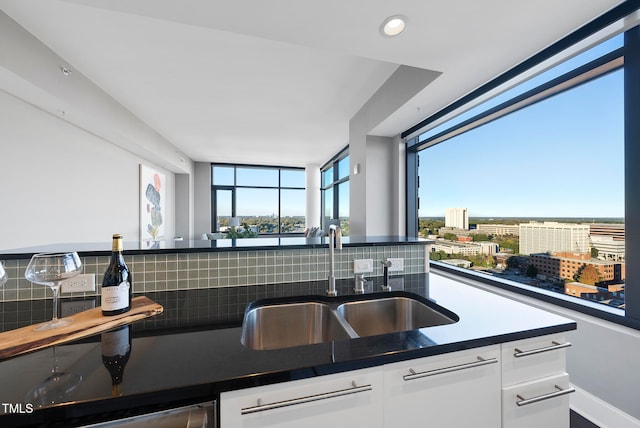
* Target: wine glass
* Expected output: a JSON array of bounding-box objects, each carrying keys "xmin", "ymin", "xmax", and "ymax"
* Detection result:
[
  {"xmin": 25, "ymin": 252, "xmax": 82, "ymax": 331},
  {"xmin": 25, "ymin": 346, "xmax": 83, "ymax": 408},
  {"xmin": 0, "ymin": 261, "xmax": 7, "ymax": 287}
]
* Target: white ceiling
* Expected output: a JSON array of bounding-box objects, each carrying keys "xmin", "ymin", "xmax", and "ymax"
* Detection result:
[{"xmin": 0, "ymin": 0, "xmax": 624, "ymax": 167}]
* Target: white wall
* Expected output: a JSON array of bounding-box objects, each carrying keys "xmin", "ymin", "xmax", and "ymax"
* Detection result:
[
  {"xmin": 0, "ymin": 90, "xmax": 175, "ymax": 250},
  {"xmin": 349, "ymin": 65, "xmax": 440, "ymax": 236},
  {"xmin": 391, "ymin": 135, "xmax": 406, "ymax": 235},
  {"xmin": 193, "ymin": 162, "xmax": 212, "ymax": 236},
  {"xmin": 364, "ymin": 134, "xmax": 406, "ymax": 236},
  {"xmin": 0, "ymin": 11, "xmax": 191, "ymax": 176},
  {"xmin": 175, "ymin": 173, "xmax": 193, "ymax": 239},
  {"xmin": 563, "ymin": 316, "xmax": 640, "ymax": 427},
  {"xmin": 365, "ymin": 136, "xmax": 394, "ymax": 235}
]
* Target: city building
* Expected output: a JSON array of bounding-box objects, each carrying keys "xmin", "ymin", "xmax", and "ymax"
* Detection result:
[
  {"xmin": 564, "ymin": 282, "xmax": 625, "ymax": 309},
  {"xmin": 589, "ymin": 223, "xmax": 625, "ymax": 262},
  {"xmin": 439, "ymin": 226, "xmax": 472, "ymax": 237},
  {"xmin": 476, "ymin": 224, "xmax": 520, "ymax": 236},
  {"xmin": 530, "ymin": 251, "xmax": 624, "ymax": 283},
  {"xmin": 445, "ymin": 208, "xmax": 469, "ymax": 230},
  {"xmin": 519, "ymin": 222, "xmax": 590, "ymax": 255},
  {"xmin": 431, "ymin": 240, "xmax": 498, "ymax": 256},
  {"xmin": 431, "ymin": 240, "xmax": 481, "ymax": 256},
  {"xmin": 440, "ymin": 259, "xmax": 473, "ymax": 268},
  {"xmin": 478, "ymin": 241, "xmax": 500, "ymax": 256}
]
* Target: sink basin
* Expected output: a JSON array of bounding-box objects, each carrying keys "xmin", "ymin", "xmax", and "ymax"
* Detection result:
[
  {"xmin": 240, "ymin": 292, "xmax": 458, "ymax": 350},
  {"xmin": 336, "ymin": 296, "xmax": 457, "ymax": 337},
  {"xmin": 240, "ymin": 301, "xmax": 353, "ymax": 350}
]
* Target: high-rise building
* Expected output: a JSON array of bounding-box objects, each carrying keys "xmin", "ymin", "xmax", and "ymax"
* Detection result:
[
  {"xmin": 519, "ymin": 222, "xmax": 590, "ymax": 255},
  {"xmin": 589, "ymin": 223, "xmax": 625, "ymax": 262},
  {"xmin": 445, "ymin": 208, "xmax": 469, "ymax": 230}
]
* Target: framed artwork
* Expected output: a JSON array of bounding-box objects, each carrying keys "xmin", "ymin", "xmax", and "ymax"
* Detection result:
[{"xmin": 140, "ymin": 164, "xmax": 165, "ymax": 241}]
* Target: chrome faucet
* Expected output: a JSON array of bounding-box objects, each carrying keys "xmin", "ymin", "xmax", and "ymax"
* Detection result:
[
  {"xmin": 354, "ymin": 273, "xmax": 368, "ymax": 294},
  {"xmin": 381, "ymin": 259, "xmax": 393, "ymax": 291},
  {"xmin": 327, "ymin": 224, "xmax": 342, "ymax": 296}
]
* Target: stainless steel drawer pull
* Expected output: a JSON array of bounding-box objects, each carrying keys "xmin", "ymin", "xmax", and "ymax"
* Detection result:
[
  {"xmin": 516, "ymin": 384, "xmax": 576, "ymax": 407},
  {"xmin": 403, "ymin": 356, "xmax": 498, "ymax": 381},
  {"xmin": 241, "ymin": 381, "xmax": 372, "ymax": 415},
  {"xmin": 513, "ymin": 341, "xmax": 572, "ymax": 358}
]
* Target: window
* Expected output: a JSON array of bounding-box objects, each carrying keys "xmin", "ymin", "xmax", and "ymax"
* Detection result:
[
  {"xmin": 211, "ymin": 164, "xmax": 305, "ymax": 235},
  {"xmin": 405, "ymin": 4, "xmax": 640, "ymax": 329},
  {"xmin": 321, "ymin": 149, "xmax": 350, "ymax": 235}
]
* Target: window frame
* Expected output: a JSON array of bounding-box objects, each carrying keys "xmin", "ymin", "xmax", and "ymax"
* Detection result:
[
  {"xmin": 404, "ymin": 2, "xmax": 640, "ymax": 330},
  {"xmin": 211, "ymin": 163, "xmax": 305, "ymax": 235},
  {"xmin": 321, "ymin": 147, "xmax": 350, "ymax": 231}
]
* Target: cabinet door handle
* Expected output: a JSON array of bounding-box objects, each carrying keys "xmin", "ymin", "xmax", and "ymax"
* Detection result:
[
  {"xmin": 240, "ymin": 381, "xmax": 372, "ymax": 415},
  {"xmin": 403, "ymin": 356, "xmax": 498, "ymax": 381},
  {"xmin": 516, "ymin": 384, "xmax": 576, "ymax": 407},
  {"xmin": 513, "ymin": 341, "xmax": 572, "ymax": 358}
]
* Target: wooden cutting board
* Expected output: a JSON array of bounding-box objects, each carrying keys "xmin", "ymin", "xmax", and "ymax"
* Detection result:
[{"xmin": 0, "ymin": 296, "xmax": 163, "ymax": 361}]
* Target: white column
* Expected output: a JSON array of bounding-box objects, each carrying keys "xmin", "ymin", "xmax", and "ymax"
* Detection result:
[{"xmin": 305, "ymin": 164, "xmax": 321, "ymax": 229}]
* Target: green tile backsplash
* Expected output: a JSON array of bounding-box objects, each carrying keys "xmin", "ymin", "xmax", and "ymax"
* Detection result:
[{"xmin": 0, "ymin": 245, "xmax": 427, "ymax": 302}]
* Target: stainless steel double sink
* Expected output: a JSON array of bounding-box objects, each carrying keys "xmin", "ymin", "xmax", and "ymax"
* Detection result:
[{"xmin": 240, "ymin": 292, "xmax": 459, "ymax": 350}]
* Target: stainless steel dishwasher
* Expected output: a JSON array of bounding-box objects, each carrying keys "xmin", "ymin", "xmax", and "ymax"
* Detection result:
[{"xmin": 84, "ymin": 401, "xmax": 215, "ymax": 428}]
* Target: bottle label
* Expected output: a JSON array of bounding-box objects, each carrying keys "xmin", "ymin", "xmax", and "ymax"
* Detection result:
[{"xmin": 102, "ymin": 281, "xmax": 130, "ymax": 311}]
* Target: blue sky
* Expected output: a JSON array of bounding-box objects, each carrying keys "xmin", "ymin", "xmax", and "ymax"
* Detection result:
[{"xmin": 418, "ymin": 68, "xmax": 624, "ymax": 218}]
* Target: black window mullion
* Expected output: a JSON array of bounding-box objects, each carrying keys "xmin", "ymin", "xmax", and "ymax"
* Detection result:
[
  {"xmin": 332, "ymin": 160, "xmax": 340, "ymax": 219},
  {"xmin": 624, "ymin": 26, "xmax": 640, "ymax": 321},
  {"xmin": 278, "ymin": 169, "xmax": 282, "ymax": 234},
  {"xmin": 320, "ymin": 149, "xmax": 349, "ymax": 227},
  {"xmin": 406, "ymin": 139, "xmax": 419, "ymax": 237}
]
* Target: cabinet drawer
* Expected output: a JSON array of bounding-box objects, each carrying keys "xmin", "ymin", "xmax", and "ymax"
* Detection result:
[
  {"xmin": 502, "ymin": 372, "xmax": 574, "ymax": 428},
  {"xmin": 502, "ymin": 334, "xmax": 569, "ymax": 386},
  {"xmin": 385, "ymin": 344, "xmax": 501, "ymax": 384},
  {"xmin": 384, "ymin": 345, "xmax": 501, "ymax": 428},
  {"xmin": 220, "ymin": 366, "xmax": 383, "ymax": 428}
]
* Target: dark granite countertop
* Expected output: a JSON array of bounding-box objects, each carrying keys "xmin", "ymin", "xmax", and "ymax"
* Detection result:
[
  {"xmin": 0, "ymin": 236, "xmax": 432, "ymax": 259},
  {"xmin": 0, "ymin": 272, "xmax": 575, "ymax": 426}
]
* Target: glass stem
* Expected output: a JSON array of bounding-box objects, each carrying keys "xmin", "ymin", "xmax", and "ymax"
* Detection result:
[{"xmin": 51, "ymin": 283, "xmax": 60, "ymax": 322}]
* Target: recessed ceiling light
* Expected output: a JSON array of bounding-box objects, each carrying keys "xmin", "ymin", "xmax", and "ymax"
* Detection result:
[{"xmin": 380, "ymin": 15, "xmax": 407, "ymax": 37}]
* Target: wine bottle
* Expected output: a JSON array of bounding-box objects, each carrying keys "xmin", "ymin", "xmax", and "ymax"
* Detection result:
[
  {"xmin": 101, "ymin": 234, "xmax": 132, "ymax": 316},
  {"xmin": 101, "ymin": 325, "xmax": 131, "ymax": 396}
]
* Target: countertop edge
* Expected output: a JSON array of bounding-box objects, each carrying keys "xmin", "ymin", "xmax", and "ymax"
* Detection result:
[{"xmin": 212, "ymin": 321, "xmax": 577, "ymax": 392}]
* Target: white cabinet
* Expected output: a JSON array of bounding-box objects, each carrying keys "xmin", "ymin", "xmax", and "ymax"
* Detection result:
[
  {"xmin": 220, "ymin": 333, "xmax": 573, "ymax": 428},
  {"xmin": 502, "ymin": 373, "xmax": 572, "ymax": 428},
  {"xmin": 501, "ymin": 334, "xmax": 574, "ymax": 428},
  {"xmin": 383, "ymin": 345, "xmax": 501, "ymax": 428},
  {"xmin": 219, "ymin": 366, "xmax": 383, "ymax": 428}
]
